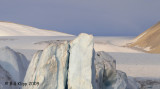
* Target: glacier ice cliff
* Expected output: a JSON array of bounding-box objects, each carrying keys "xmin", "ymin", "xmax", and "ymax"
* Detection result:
[
  {"xmin": 23, "ymin": 33, "xmax": 95, "ymax": 89},
  {"xmin": 0, "ymin": 46, "xmax": 29, "ymax": 89},
  {"xmin": 23, "ymin": 41, "xmax": 69, "ymax": 89},
  {"xmin": 68, "ymin": 33, "xmax": 96, "ymax": 89},
  {"xmin": 23, "ymin": 33, "xmax": 140, "ymax": 89}
]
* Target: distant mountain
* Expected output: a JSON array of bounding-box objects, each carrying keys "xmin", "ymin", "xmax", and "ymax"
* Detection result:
[
  {"xmin": 0, "ymin": 21, "xmax": 73, "ymax": 36},
  {"xmin": 128, "ymin": 22, "xmax": 160, "ymax": 53}
]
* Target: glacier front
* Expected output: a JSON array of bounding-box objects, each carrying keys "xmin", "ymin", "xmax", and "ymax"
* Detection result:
[{"xmin": 23, "ymin": 33, "xmax": 139, "ymax": 89}]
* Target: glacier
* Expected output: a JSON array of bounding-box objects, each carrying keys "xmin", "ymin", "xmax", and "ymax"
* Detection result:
[{"xmin": 23, "ymin": 33, "xmax": 141, "ymax": 89}]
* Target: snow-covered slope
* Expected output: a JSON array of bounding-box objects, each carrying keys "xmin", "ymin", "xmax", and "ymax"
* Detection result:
[
  {"xmin": 128, "ymin": 22, "xmax": 160, "ymax": 53},
  {"xmin": 0, "ymin": 21, "xmax": 73, "ymax": 36}
]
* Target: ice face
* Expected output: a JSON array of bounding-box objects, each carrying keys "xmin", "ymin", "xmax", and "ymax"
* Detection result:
[
  {"xmin": 95, "ymin": 52, "xmax": 129, "ymax": 89},
  {"xmin": 0, "ymin": 65, "xmax": 19, "ymax": 89},
  {"xmin": 68, "ymin": 33, "xmax": 95, "ymax": 89},
  {"xmin": 95, "ymin": 52, "xmax": 117, "ymax": 89},
  {"xmin": 23, "ymin": 33, "xmax": 96, "ymax": 89},
  {"xmin": 0, "ymin": 46, "xmax": 28, "ymax": 89},
  {"xmin": 0, "ymin": 46, "xmax": 28, "ymax": 82},
  {"xmin": 23, "ymin": 41, "xmax": 69, "ymax": 89}
]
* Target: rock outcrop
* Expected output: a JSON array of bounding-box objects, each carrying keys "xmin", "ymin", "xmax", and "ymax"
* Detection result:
[{"xmin": 128, "ymin": 21, "xmax": 160, "ymax": 53}]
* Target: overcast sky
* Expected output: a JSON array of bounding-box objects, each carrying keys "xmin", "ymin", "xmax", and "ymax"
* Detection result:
[{"xmin": 0, "ymin": 0, "xmax": 160, "ymax": 36}]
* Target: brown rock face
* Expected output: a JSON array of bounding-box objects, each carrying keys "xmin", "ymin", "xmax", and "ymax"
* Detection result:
[{"xmin": 129, "ymin": 22, "xmax": 160, "ymax": 53}]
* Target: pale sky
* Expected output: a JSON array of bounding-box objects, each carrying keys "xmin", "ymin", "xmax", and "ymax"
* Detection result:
[{"xmin": 0, "ymin": 0, "xmax": 160, "ymax": 36}]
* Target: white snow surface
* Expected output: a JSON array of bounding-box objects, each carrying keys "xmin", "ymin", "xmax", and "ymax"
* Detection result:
[
  {"xmin": 94, "ymin": 36, "xmax": 141, "ymax": 53},
  {"xmin": 144, "ymin": 47, "xmax": 151, "ymax": 51},
  {"xmin": 0, "ymin": 21, "xmax": 73, "ymax": 36}
]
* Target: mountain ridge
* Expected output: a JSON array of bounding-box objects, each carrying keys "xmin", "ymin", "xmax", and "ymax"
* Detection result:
[{"xmin": 128, "ymin": 21, "xmax": 160, "ymax": 53}]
